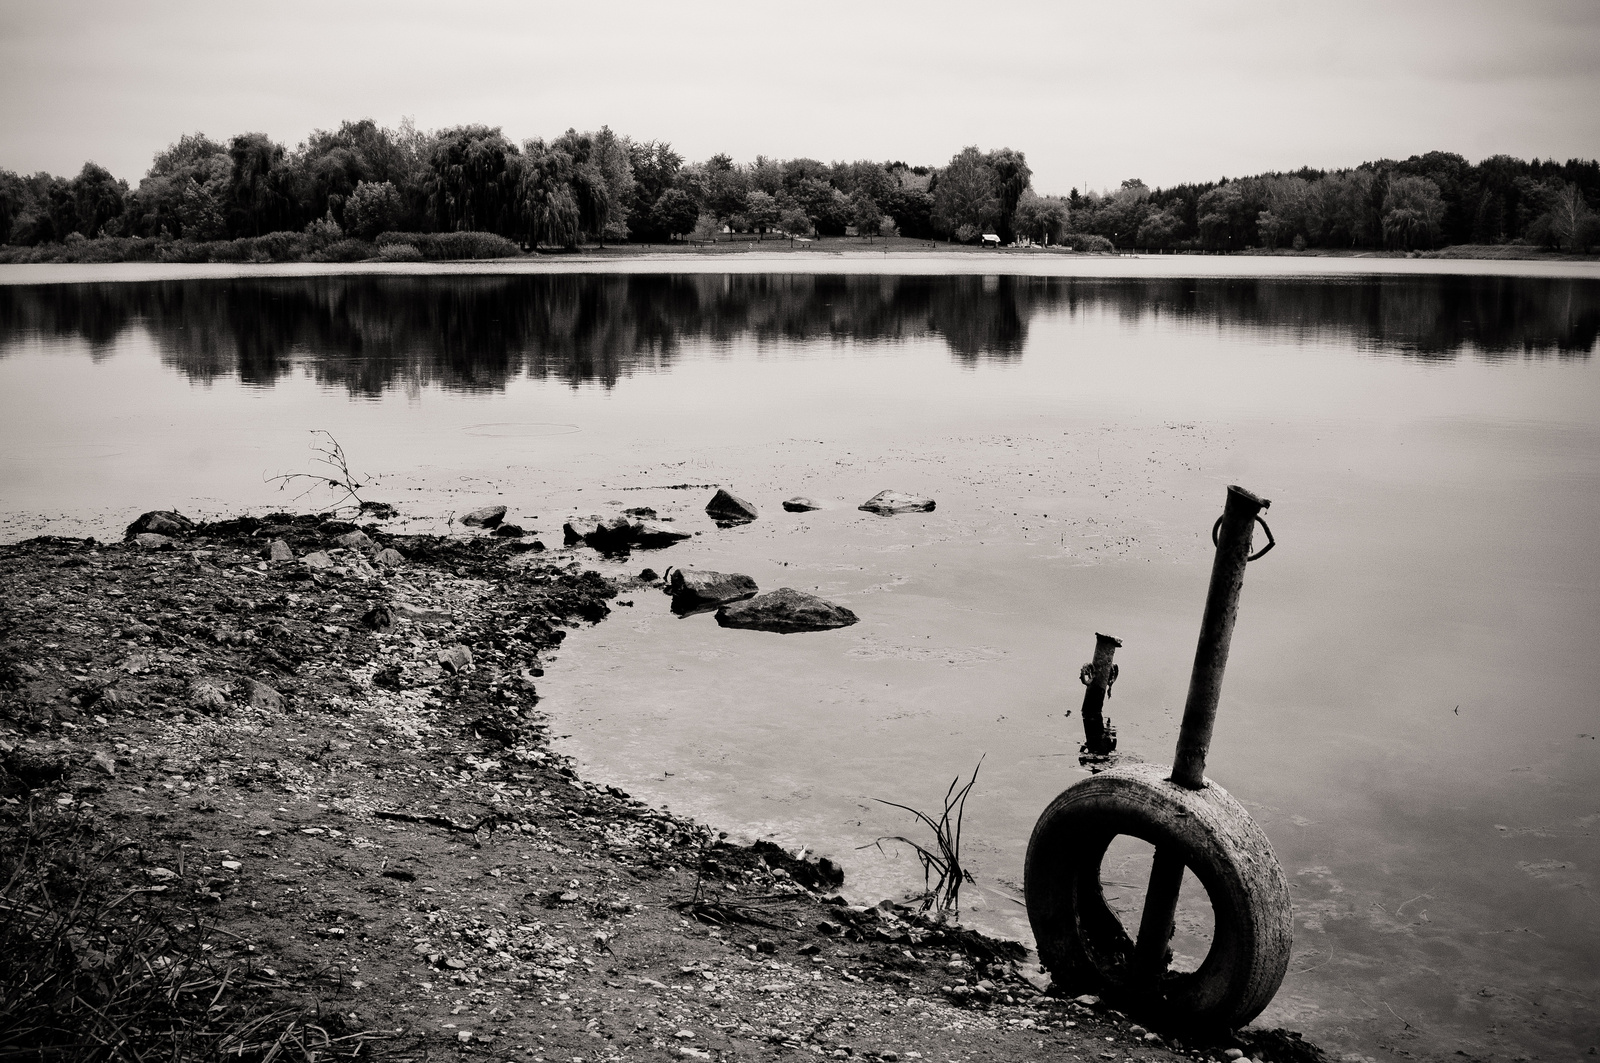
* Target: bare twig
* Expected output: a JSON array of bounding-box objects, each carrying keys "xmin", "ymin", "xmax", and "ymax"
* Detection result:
[{"xmin": 265, "ymin": 431, "xmax": 371, "ymax": 514}]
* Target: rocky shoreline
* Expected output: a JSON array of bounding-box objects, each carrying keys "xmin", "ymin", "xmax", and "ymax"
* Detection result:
[{"xmin": 0, "ymin": 510, "xmax": 1326, "ymax": 1063}]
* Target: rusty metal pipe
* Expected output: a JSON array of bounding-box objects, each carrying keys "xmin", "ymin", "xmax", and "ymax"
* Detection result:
[
  {"xmin": 1079, "ymin": 632, "xmax": 1122, "ymax": 755},
  {"xmin": 1171, "ymin": 485, "xmax": 1268, "ymax": 790},
  {"xmin": 1131, "ymin": 485, "xmax": 1270, "ymax": 990}
]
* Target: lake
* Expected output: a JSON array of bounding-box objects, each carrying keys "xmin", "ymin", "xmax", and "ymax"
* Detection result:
[{"xmin": 2, "ymin": 259, "xmax": 1597, "ymax": 1062}]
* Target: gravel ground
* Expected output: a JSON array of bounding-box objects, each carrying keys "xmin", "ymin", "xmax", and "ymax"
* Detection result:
[{"xmin": 0, "ymin": 511, "xmax": 1327, "ymax": 1063}]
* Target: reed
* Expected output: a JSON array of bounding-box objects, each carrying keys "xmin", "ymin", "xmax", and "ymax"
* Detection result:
[{"xmin": 867, "ymin": 757, "xmax": 983, "ymax": 914}]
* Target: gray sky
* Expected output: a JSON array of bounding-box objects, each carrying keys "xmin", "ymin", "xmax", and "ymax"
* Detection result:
[{"xmin": 2, "ymin": 0, "xmax": 1596, "ymax": 194}]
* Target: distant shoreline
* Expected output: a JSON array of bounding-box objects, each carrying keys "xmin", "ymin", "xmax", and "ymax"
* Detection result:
[{"xmin": 4, "ymin": 244, "xmax": 1599, "ymax": 286}]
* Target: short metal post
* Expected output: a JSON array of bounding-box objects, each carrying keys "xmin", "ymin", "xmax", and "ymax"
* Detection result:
[
  {"xmin": 1133, "ymin": 485, "xmax": 1270, "ymax": 987},
  {"xmin": 1078, "ymin": 633, "xmax": 1122, "ymax": 756}
]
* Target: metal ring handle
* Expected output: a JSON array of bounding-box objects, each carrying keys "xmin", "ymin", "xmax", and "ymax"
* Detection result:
[{"xmin": 1211, "ymin": 514, "xmax": 1276, "ymax": 561}]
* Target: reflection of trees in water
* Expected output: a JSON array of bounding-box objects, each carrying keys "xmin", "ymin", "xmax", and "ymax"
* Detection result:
[
  {"xmin": 0, "ymin": 273, "xmax": 1593, "ymax": 391},
  {"xmin": 1067, "ymin": 277, "xmax": 1600, "ymax": 359}
]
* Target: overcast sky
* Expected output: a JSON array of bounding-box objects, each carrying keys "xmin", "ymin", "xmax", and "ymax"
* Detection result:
[{"xmin": 2, "ymin": 0, "xmax": 1596, "ymax": 194}]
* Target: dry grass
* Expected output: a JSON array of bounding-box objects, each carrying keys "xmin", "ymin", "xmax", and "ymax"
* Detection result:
[{"xmin": 0, "ymin": 801, "xmax": 390, "ymax": 1062}]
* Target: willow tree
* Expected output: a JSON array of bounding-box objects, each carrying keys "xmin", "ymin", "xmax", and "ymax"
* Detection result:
[
  {"xmin": 425, "ymin": 125, "xmax": 520, "ymax": 235},
  {"xmin": 985, "ymin": 148, "xmax": 1032, "ymax": 243},
  {"xmin": 517, "ymin": 141, "xmax": 580, "ymax": 249},
  {"xmin": 228, "ymin": 133, "xmax": 290, "ymax": 236}
]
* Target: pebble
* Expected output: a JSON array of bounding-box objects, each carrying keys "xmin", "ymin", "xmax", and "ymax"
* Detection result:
[{"xmin": 436, "ymin": 644, "xmax": 473, "ymax": 672}]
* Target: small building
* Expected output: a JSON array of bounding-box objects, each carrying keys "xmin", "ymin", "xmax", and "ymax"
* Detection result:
[{"xmin": 981, "ymin": 233, "xmax": 1001, "ymax": 246}]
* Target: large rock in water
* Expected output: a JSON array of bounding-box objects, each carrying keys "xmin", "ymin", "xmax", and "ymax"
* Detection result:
[
  {"xmin": 715, "ymin": 588, "xmax": 858, "ymax": 632},
  {"xmin": 858, "ymin": 490, "xmax": 936, "ymax": 515},
  {"xmin": 125, "ymin": 510, "xmax": 193, "ymax": 539},
  {"xmin": 783, "ymin": 497, "xmax": 821, "ymax": 512},
  {"xmin": 461, "ymin": 505, "xmax": 507, "ymax": 528},
  {"xmin": 565, "ymin": 514, "xmax": 691, "ymax": 551},
  {"xmin": 668, "ymin": 569, "xmax": 758, "ymax": 611},
  {"xmin": 706, "ymin": 489, "xmax": 758, "ymax": 523},
  {"xmin": 564, "ymin": 515, "xmax": 636, "ymax": 552}
]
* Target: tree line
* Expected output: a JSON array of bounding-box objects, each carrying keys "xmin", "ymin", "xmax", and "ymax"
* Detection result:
[
  {"xmin": 0, "ymin": 120, "xmax": 1053, "ymax": 253},
  {"xmin": 0, "ymin": 118, "xmax": 1595, "ymax": 255},
  {"xmin": 1068, "ymin": 152, "xmax": 1600, "ymax": 252}
]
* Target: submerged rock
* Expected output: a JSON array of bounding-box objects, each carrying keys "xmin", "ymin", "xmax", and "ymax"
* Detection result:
[
  {"xmin": 706, "ymin": 489, "xmax": 758, "ymax": 523},
  {"xmin": 125, "ymin": 510, "xmax": 194, "ymax": 539},
  {"xmin": 858, "ymin": 490, "xmax": 935, "ymax": 515},
  {"xmin": 492, "ymin": 523, "xmax": 526, "ymax": 538},
  {"xmin": 782, "ymin": 497, "xmax": 821, "ymax": 512},
  {"xmin": 358, "ymin": 500, "xmax": 397, "ymax": 519},
  {"xmin": 632, "ymin": 520, "xmax": 692, "ymax": 548},
  {"xmin": 668, "ymin": 569, "xmax": 758, "ymax": 611},
  {"xmin": 714, "ymin": 588, "xmax": 858, "ymax": 632},
  {"xmin": 461, "ymin": 505, "xmax": 507, "ymax": 528}
]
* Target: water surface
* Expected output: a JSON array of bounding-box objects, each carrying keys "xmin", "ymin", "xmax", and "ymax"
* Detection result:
[{"xmin": 1, "ymin": 270, "xmax": 1597, "ymax": 1062}]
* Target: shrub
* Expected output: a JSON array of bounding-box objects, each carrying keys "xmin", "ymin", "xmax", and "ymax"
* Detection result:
[
  {"xmin": 373, "ymin": 231, "xmax": 521, "ymax": 260},
  {"xmin": 252, "ymin": 231, "xmax": 306, "ymax": 262},
  {"xmin": 378, "ymin": 242, "xmax": 424, "ymax": 262},
  {"xmin": 953, "ymin": 223, "xmax": 979, "ymax": 244},
  {"xmin": 344, "ymin": 180, "xmax": 402, "ymax": 240},
  {"xmin": 0, "ymin": 237, "xmax": 164, "ymax": 264},
  {"xmin": 303, "ymin": 215, "xmax": 345, "ymax": 249},
  {"xmin": 311, "ymin": 238, "xmax": 375, "ymax": 263},
  {"xmin": 1062, "ymin": 233, "xmax": 1115, "ymax": 253}
]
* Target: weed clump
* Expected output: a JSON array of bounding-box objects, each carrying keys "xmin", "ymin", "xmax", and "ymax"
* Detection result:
[{"xmin": 867, "ymin": 758, "xmax": 983, "ymax": 914}]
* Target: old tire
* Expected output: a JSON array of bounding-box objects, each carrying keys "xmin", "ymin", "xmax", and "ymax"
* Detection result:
[{"xmin": 1024, "ymin": 762, "xmax": 1292, "ymax": 1030}]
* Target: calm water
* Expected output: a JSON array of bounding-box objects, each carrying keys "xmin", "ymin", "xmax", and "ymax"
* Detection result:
[{"xmin": 2, "ymin": 266, "xmax": 1598, "ymax": 1062}]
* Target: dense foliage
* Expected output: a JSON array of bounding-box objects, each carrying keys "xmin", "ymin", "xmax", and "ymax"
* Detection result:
[
  {"xmin": 0, "ymin": 118, "xmax": 1595, "ymax": 255},
  {"xmin": 1067, "ymin": 154, "xmax": 1600, "ymax": 252}
]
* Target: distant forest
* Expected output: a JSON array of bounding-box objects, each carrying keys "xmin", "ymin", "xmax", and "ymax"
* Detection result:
[{"xmin": 1, "ymin": 118, "xmax": 1597, "ymax": 261}]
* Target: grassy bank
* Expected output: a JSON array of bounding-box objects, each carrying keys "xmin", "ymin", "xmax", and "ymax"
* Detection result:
[{"xmin": 5, "ymin": 231, "xmax": 1590, "ymax": 267}]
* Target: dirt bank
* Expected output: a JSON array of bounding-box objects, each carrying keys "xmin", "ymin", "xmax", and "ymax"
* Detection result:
[{"xmin": 0, "ymin": 513, "xmax": 1325, "ymax": 1063}]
